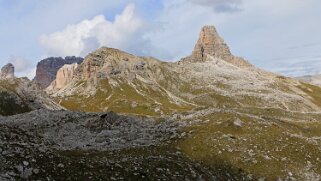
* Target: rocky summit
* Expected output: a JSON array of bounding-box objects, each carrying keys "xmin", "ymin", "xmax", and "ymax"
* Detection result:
[
  {"xmin": 33, "ymin": 56, "xmax": 83, "ymax": 89},
  {"xmin": 0, "ymin": 63, "xmax": 14, "ymax": 79},
  {"xmin": 1, "ymin": 25, "xmax": 321, "ymax": 180}
]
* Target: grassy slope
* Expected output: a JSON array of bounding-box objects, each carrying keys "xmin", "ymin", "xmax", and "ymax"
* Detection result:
[
  {"xmin": 176, "ymin": 107, "xmax": 321, "ymax": 180},
  {"xmin": 58, "ymin": 78, "xmax": 195, "ymax": 116}
]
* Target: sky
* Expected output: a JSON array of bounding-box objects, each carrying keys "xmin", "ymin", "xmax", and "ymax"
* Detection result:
[{"xmin": 0, "ymin": 0, "xmax": 321, "ymax": 78}]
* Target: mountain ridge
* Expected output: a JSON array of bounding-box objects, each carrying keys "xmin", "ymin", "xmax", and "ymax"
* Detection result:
[{"xmin": 46, "ymin": 26, "xmax": 321, "ymax": 116}]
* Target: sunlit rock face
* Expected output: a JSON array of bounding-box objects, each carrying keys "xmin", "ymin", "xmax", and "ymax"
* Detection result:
[
  {"xmin": 47, "ymin": 63, "xmax": 78, "ymax": 91},
  {"xmin": 33, "ymin": 56, "xmax": 83, "ymax": 89},
  {"xmin": 187, "ymin": 26, "xmax": 233, "ymax": 62}
]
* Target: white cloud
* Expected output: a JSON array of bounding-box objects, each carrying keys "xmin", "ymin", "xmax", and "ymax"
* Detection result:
[
  {"xmin": 8, "ymin": 56, "xmax": 36, "ymax": 79},
  {"xmin": 39, "ymin": 4, "xmax": 152, "ymax": 57},
  {"xmin": 190, "ymin": 0, "xmax": 243, "ymax": 12},
  {"xmin": 8, "ymin": 56, "xmax": 33, "ymax": 73},
  {"xmin": 24, "ymin": 67, "xmax": 37, "ymax": 80},
  {"xmin": 146, "ymin": 0, "xmax": 228, "ymax": 60}
]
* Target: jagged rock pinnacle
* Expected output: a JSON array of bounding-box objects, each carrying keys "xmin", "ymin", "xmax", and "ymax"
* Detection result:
[
  {"xmin": 182, "ymin": 25, "xmax": 234, "ymax": 63},
  {"xmin": 191, "ymin": 25, "xmax": 233, "ymax": 61},
  {"xmin": 0, "ymin": 63, "xmax": 15, "ymax": 79}
]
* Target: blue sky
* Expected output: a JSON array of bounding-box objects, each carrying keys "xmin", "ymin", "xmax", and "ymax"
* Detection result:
[{"xmin": 1, "ymin": 0, "xmax": 321, "ymax": 78}]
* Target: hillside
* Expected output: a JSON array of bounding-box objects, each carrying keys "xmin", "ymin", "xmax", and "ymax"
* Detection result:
[
  {"xmin": 1, "ymin": 25, "xmax": 321, "ymax": 180},
  {"xmin": 0, "ymin": 64, "xmax": 62, "ymax": 116}
]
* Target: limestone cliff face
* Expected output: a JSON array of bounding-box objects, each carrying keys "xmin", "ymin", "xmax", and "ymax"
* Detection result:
[
  {"xmin": 33, "ymin": 56, "xmax": 83, "ymax": 89},
  {"xmin": 0, "ymin": 63, "xmax": 15, "ymax": 79},
  {"xmin": 48, "ymin": 63, "xmax": 79, "ymax": 90}
]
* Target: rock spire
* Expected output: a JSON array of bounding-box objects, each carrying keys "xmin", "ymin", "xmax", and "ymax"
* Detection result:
[{"xmin": 0, "ymin": 63, "xmax": 14, "ymax": 79}]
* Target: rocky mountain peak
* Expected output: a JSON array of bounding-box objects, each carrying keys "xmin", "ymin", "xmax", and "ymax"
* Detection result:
[
  {"xmin": 180, "ymin": 25, "xmax": 252, "ymax": 67},
  {"xmin": 190, "ymin": 25, "xmax": 233, "ymax": 62},
  {"xmin": 33, "ymin": 56, "xmax": 83, "ymax": 89},
  {"xmin": 0, "ymin": 63, "xmax": 15, "ymax": 79}
]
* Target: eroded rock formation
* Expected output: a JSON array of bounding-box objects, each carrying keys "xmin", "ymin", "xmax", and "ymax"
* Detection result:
[
  {"xmin": 48, "ymin": 63, "xmax": 78, "ymax": 90},
  {"xmin": 185, "ymin": 26, "xmax": 233, "ymax": 62},
  {"xmin": 33, "ymin": 56, "xmax": 83, "ymax": 89},
  {"xmin": 182, "ymin": 26, "xmax": 252, "ymax": 67},
  {"xmin": 0, "ymin": 63, "xmax": 14, "ymax": 79}
]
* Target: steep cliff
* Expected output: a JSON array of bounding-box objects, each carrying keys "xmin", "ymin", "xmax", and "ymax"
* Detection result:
[
  {"xmin": 47, "ymin": 63, "xmax": 79, "ymax": 91},
  {"xmin": 33, "ymin": 56, "xmax": 83, "ymax": 89}
]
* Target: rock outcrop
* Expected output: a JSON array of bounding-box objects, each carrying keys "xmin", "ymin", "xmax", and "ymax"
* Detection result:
[
  {"xmin": 47, "ymin": 63, "xmax": 78, "ymax": 90},
  {"xmin": 0, "ymin": 63, "xmax": 14, "ymax": 79},
  {"xmin": 33, "ymin": 56, "xmax": 83, "ymax": 89}
]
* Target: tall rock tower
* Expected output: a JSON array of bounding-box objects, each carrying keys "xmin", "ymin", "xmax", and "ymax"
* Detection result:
[
  {"xmin": 183, "ymin": 25, "xmax": 233, "ymax": 62},
  {"xmin": 182, "ymin": 25, "xmax": 252, "ymax": 67},
  {"xmin": 0, "ymin": 63, "xmax": 15, "ymax": 79}
]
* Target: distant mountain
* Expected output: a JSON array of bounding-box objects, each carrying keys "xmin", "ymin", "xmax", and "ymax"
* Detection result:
[
  {"xmin": 296, "ymin": 74, "xmax": 321, "ymax": 87},
  {"xmin": 33, "ymin": 56, "xmax": 83, "ymax": 89}
]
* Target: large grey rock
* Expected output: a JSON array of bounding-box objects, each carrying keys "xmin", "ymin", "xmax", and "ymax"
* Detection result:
[
  {"xmin": 0, "ymin": 63, "xmax": 14, "ymax": 79},
  {"xmin": 33, "ymin": 56, "xmax": 83, "ymax": 89}
]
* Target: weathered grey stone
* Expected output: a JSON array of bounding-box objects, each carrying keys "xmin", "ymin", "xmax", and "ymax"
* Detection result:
[{"xmin": 0, "ymin": 63, "xmax": 14, "ymax": 79}]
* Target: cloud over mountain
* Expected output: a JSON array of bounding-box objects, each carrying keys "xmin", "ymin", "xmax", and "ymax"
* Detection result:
[
  {"xmin": 8, "ymin": 56, "xmax": 36, "ymax": 79},
  {"xmin": 39, "ymin": 4, "xmax": 152, "ymax": 57}
]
